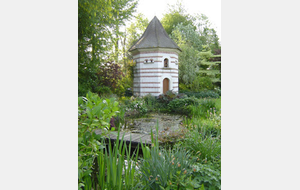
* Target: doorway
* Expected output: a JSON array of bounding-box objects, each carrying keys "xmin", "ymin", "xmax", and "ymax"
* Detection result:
[{"xmin": 163, "ymin": 78, "xmax": 169, "ymax": 94}]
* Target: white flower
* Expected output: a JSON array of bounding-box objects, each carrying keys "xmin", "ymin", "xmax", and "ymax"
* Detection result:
[{"xmin": 103, "ymin": 100, "xmax": 107, "ymax": 104}]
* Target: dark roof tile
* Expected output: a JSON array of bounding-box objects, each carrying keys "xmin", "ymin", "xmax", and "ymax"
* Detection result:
[{"xmin": 129, "ymin": 16, "xmax": 181, "ymax": 52}]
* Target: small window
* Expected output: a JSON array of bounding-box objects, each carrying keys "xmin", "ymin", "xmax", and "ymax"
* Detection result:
[
  {"xmin": 145, "ymin": 59, "xmax": 148, "ymax": 63},
  {"xmin": 150, "ymin": 59, "xmax": 153, "ymax": 63},
  {"xmin": 164, "ymin": 58, "xmax": 168, "ymax": 67}
]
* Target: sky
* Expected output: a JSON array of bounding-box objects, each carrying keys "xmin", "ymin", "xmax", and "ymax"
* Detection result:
[{"xmin": 133, "ymin": 0, "xmax": 221, "ymax": 42}]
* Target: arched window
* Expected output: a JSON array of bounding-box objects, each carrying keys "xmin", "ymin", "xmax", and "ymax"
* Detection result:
[{"xmin": 164, "ymin": 58, "xmax": 168, "ymax": 67}]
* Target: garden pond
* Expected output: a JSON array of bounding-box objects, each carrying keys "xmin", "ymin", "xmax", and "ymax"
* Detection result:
[{"xmin": 121, "ymin": 113, "xmax": 185, "ymax": 135}]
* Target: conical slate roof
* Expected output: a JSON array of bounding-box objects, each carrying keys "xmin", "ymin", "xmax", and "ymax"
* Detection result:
[{"xmin": 129, "ymin": 16, "xmax": 181, "ymax": 52}]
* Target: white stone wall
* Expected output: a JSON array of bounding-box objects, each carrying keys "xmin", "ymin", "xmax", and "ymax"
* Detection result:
[{"xmin": 132, "ymin": 48, "xmax": 179, "ymax": 96}]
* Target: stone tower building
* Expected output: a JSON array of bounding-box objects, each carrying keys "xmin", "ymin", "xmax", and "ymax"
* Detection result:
[{"xmin": 129, "ymin": 16, "xmax": 181, "ymax": 96}]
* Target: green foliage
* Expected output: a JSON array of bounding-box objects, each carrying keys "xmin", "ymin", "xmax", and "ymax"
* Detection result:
[
  {"xmin": 167, "ymin": 97, "xmax": 199, "ymax": 115},
  {"xmin": 108, "ymin": 95, "xmax": 222, "ymax": 190},
  {"xmin": 191, "ymin": 163, "xmax": 221, "ymax": 190},
  {"xmin": 199, "ymin": 51, "xmax": 213, "ymax": 62},
  {"xmin": 171, "ymin": 23, "xmax": 204, "ymax": 52},
  {"xmin": 161, "ymin": 1, "xmax": 194, "ymax": 35},
  {"xmin": 185, "ymin": 117, "xmax": 221, "ymax": 139},
  {"xmin": 198, "ymin": 50, "xmax": 221, "ymax": 88},
  {"xmin": 126, "ymin": 13, "xmax": 149, "ymax": 58},
  {"xmin": 78, "ymin": 0, "xmax": 138, "ymax": 96},
  {"xmin": 158, "ymin": 128, "xmax": 188, "ymax": 147},
  {"xmin": 139, "ymin": 145, "xmax": 197, "ymax": 190},
  {"xmin": 125, "ymin": 97, "xmax": 148, "ymax": 116},
  {"xmin": 159, "ymin": 2, "xmax": 221, "ymax": 91},
  {"xmin": 93, "ymin": 85, "xmax": 112, "ymax": 97},
  {"xmin": 214, "ymin": 87, "xmax": 221, "ymax": 97},
  {"xmin": 180, "ymin": 106, "xmax": 221, "ymax": 164},
  {"xmin": 191, "ymin": 76, "xmax": 214, "ymax": 91},
  {"xmin": 192, "ymin": 99, "xmax": 217, "ymax": 118},
  {"xmin": 143, "ymin": 94, "xmax": 160, "ymax": 112},
  {"xmin": 119, "ymin": 59, "xmax": 136, "ymax": 96},
  {"xmin": 78, "ymin": 0, "xmax": 112, "ymax": 96},
  {"xmin": 156, "ymin": 91, "xmax": 187, "ymax": 111},
  {"xmin": 181, "ymin": 90, "xmax": 220, "ymax": 99},
  {"xmin": 96, "ymin": 131, "xmax": 140, "ymax": 190},
  {"xmin": 138, "ymin": 125, "xmax": 217, "ymax": 190},
  {"xmin": 177, "ymin": 44, "xmax": 200, "ymax": 86},
  {"xmin": 182, "ymin": 131, "xmax": 221, "ymax": 164},
  {"xmin": 78, "ymin": 92, "xmax": 120, "ymax": 189}
]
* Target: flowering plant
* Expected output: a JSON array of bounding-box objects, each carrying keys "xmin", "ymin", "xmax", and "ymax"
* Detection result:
[{"xmin": 126, "ymin": 97, "xmax": 148, "ymax": 116}]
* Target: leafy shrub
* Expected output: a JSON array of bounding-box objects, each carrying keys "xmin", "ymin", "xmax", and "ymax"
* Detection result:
[
  {"xmin": 125, "ymin": 88, "xmax": 133, "ymax": 97},
  {"xmin": 182, "ymin": 131, "xmax": 221, "ymax": 164},
  {"xmin": 191, "ymin": 163, "xmax": 221, "ymax": 190},
  {"xmin": 198, "ymin": 120, "xmax": 220, "ymax": 138},
  {"xmin": 197, "ymin": 76, "xmax": 214, "ymax": 91},
  {"xmin": 78, "ymin": 92, "xmax": 120, "ymax": 188},
  {"xmin": 179, "ymin": 83, "xmax": 189, "ymax": 91},
  {"xmin": 96, "ymin": 61, "xmax": 124, "ymax": 91},
  {"xmin": 214, "ymin": 87, "xmax": 221, "ymax": 96},
  {"xmin": 125, "ymin": 97, "xmax": 148, "ymax": 117},
  {"xmin": 182, "ymin": 90, "xmax": 220, "ymax": 99},
  {"xmin": 185, "ymin": 99, "xmax": 216, "ymax": 118},
  {"xmin": 94, "ymin": 85, "xmax": 112, "ymax": 96},
  {"xmin": 167, "ymin": 97, "xmax": 199, "ymax": 115},
  {"xmin": 96, "ymin": 132, "xmax": 140, "ymax": 190},
  {"xmin": 200, "ymin": 99, "xmax": 216, "ymax": 112},
  {"xmin": 139, "ymin": 146, "xmax": 197, "ymax": 190},
  {"xmin": 143, "ymin": 94, "xmax": 159, "ymax": 112},
  {"xmin": 157, "ymin": 91, "xmax": 186, "ymax": 104}
]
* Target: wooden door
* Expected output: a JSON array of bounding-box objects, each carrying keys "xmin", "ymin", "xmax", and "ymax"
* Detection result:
[{"xmin": 163, "ymin": 78, "xmax": 169, "ymax": 94}]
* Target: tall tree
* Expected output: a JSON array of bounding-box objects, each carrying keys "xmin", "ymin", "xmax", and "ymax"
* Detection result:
[
  {"xmin": 109, "ymin": 0, "xmax": 138, "ymax": 62},
  {"xmin": 78, "ymin": 0, "xmax": 138, "ymax": 96},
  {"xmin": 126, "ymin": 13, "xmax": 149, "ymax": 59},
  {"xmin": 78, "ymin": 0, "xmax": 113, "ymax": 95},
  {"xmin": 171, "ymin": 23, "xmax": 203, "ymax": 52},
  {"xmin": 160, "ymin": 1, "xmax": 194, "ymax": 35},
  {"xmin": 163, "ymin": 2, "xmax": 221, "ymax": 91},
  {"xmin": 193, "ymin": 13, "xmax": 221, "ymax": 54}
]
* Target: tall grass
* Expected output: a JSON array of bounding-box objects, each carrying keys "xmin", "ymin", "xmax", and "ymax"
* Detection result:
[
  {"xmin": 188, "ymin": 98, "xmax": 217, "ymax": 118},
  {"xmin": 184, "ymin": 116, "xmax": 221, "ymax": 139},
  {"xmin": 82, "ymin": 129, "xmax": 140, "ymax": 190},
  {"xmin": 139, "ymin": 125, "xmax": 197, "ymax": 189},
  {"xmin": 103, "ymin": 131, "xmax": 140, "ymax": 190},
  {"xmin": 183, "ymin": 131, "xmax": 221, "ymax": 163}
]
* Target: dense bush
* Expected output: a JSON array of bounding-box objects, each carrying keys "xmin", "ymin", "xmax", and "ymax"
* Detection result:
[
  {"xmin": 139, "ymin": 126, "xmax": 220, "ymax": 190},
  {"xmin": 125, "ymin": 97, "xmax": 148, "ymax": 117},
  {"xmin": 184, "ymin": 99, "xmax": 217, "ymax": 118},
  {"xmin": 214, "ymin": 87, "xmax": 221, "ymax": 96},
  {"xmin": 139, "ymin": 145, "xmax": 200, "ymax": 190},
  {"xmin": 78, "ymin": 92, "xmax": 120, "ymax": 188},
  {"xmin": 167, "ymin": 96, "xmax": 199, "ymax": 115},
  {"xmin": 190, "ymin": 76, "xmax": 215, "ymax": 91},
  {"xmin": 143, "ymin": 94, "xmax": 160, "ymax": 112},
  {"xmin": 182, "ymin": 90, "xmax": 220, "ymax": 99},
  {"xmin": 191, "ymin": 163, "xmax": 221, "ymax": 190},
  {"xmin": 181, "ymin": 131, "xmax": 221, "ymax": 164},
  {"xmin": 157, "ymin": 91, "xmax": 187, "ymax": 105}
]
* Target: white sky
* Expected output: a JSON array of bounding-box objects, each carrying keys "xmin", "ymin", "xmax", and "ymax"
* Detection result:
[{"xmin": 133, "ymin": 0, "xmax": 221, "ymax": 42}]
